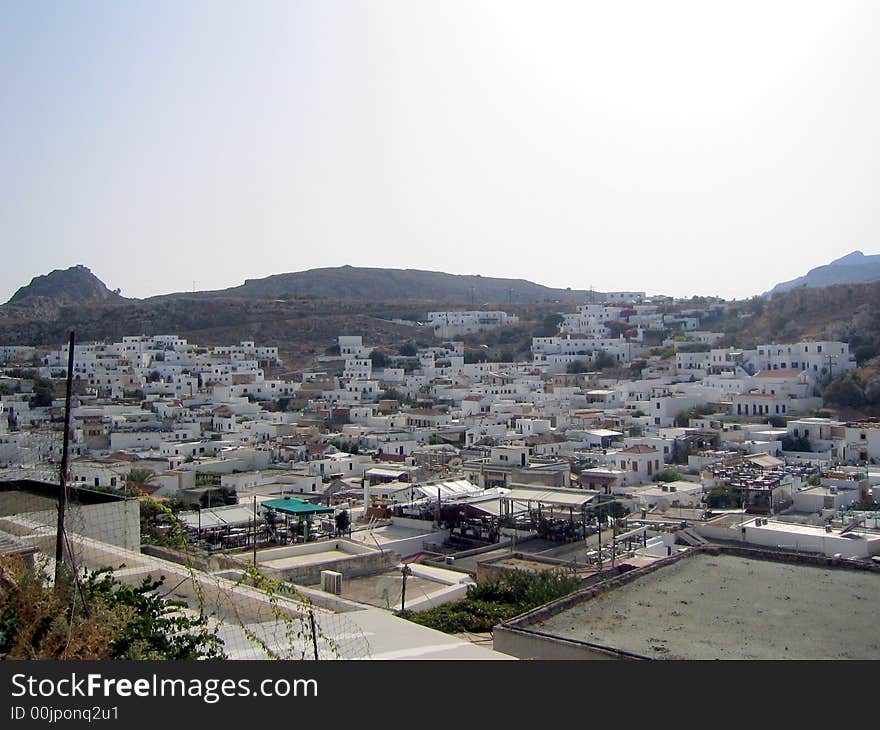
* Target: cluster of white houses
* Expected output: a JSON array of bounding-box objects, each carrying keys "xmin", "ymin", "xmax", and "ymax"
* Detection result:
[{"xmin": 1, "ymin": 299, "xmax": 878, "ymax": 563}]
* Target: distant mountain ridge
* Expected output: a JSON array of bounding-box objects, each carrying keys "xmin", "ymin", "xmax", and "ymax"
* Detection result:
[
  {"xmin": 769, "ymin": 250, "xmax": 880, "ymax": 295},
  {"xmin": 170, "ymin": 265, "xmax": 598, "ymax": 304},
  {"xmin": 6, "ymin": 265, "xmax": 125, "ymax": 307}
]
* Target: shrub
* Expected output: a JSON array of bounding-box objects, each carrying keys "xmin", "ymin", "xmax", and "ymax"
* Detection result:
[
  {"xmin": 401, "ymin": 569, "xmax": 579, "ymax": 634},
  {"xmin": 594, "ymin": 350, "xmax": 617, "ymax": 369}
]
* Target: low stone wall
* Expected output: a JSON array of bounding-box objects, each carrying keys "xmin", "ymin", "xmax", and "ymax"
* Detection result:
[
  {"xmin": 141, "ymin": 544, "xmax": 247, "ymax": 573},
  {"xmin": 493, "ymin": 626, "xmax": 646, "ymax": 660},
  {"xmin": 264, "ymin": 548, "xmax": 401, "ymax": 586},
  {"xmin": 493, "ymin": 544, "xmax": 880, "ymax": 659},
  {"xmin": 476, "ymin": 552, "xmax": 577, "ymax": 585}
]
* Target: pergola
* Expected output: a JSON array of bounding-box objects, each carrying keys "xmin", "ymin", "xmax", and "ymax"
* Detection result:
[
  {"xmin": 262, "ymin": 497, "xmax": 335, "ymax": 542},
  {"xmin": 500, "ymin": 486, "xmax": 600, "ymax": 538}
]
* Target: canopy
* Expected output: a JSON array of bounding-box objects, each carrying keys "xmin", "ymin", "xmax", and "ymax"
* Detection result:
[{"xmin": 262, "ymin": 497, "xmax": 334, "ymax": 516}]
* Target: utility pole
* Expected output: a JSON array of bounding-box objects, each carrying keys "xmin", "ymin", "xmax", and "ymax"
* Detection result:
[
  {"xmin": 253, "ymin": 496, "xmax": 259, "ymax": 566},
  {"xmin": 55, "ymin": 331, "xmax": 75, "ymax": 583},
  {"xmin": 400, "ymin": 564, "xmax": 412, "ymax": 612}
]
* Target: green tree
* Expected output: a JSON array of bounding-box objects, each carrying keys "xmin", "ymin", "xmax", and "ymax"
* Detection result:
[
  {"xmin": 823, "ymin": 373, "xmax": 865, "ymax": 409},
  {"xmin": 566, "ymin": 359, "xmax": 590, "ymax": 374},
  {"xmin": 369, "ymin": 349, "xmax": 389, "ymax": 368},
  {"xmin": 398, "ymin": 341, "xmax": 418, "ymax": 357},
  {"xmin": 0, "ymin": 555, "xmax": 225, "ymax": 659},
  {"xmin": 83, "ymin": 570, "xmax": 226, "ymax": 659},
  {"xmin": 594, "ymin": 350, "xmax": 617, "ymax": 369},
  {"xmin": 539, "ymin": 313, "xmax": 565, "ymax": 336},
  {"xmin": 335, "ymin": 509, "xmax": 351, "ymax": 536},
  {"xmin": 124, "ymin": 468, "xmax": 156, "ymax": 496},
  {"xmin": 28, "ymin": 377, "xmax": 55, "ymax": 408}
]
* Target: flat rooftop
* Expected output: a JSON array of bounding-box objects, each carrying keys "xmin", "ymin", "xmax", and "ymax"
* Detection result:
[
  {"xmin": 527, "ymin": 551, "xmax": 880, "ymax": 659},
  {"xmin": 331, "ymin": 572, "xmax": 439, "ymax": 609},
  {"xmin": 258, "ymin": 548, "xmax": 351, "ymax": 571}
]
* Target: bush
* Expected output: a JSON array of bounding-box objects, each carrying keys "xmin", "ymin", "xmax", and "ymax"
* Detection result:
[
  {"xmin": 539, "ymin": 313, "xmax": 564, "ymax": 337},
  {"xmin": 594, "ymin": 350, "xmax": 617, "ymax": 369},
  {"xmin": 0, "ymin": 555, "xmax": 224, "ymax": 659},
  {"xmin": 823, "ymin": 373, "xmax": 865, "ymax": 409},
  {"xmin": 655, "ymin": 469, "xmax": 684, "ymax": 483},
  {"xmin": 401, "ymin": 569, "xmax": 579, "ymax": 634},
  {"xmin": 566, "ymin": 360, "xmax": 590, "ymax": 374},
  {"xmin": 781, "ymin": 435, "xmax": 811, "ymax": 452},
  {"xmin": 28, "ymin": 377, "xmax": 55, "ymax": 408}
]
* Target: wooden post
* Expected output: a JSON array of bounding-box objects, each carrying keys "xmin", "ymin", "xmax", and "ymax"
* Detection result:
[
  {"xmin": 55, "ymin": 331, "xmax": 75, "ymax": 583},
  {"xmin": 309, "ymin": 609, "xmax": 319, "ymax": 660}
]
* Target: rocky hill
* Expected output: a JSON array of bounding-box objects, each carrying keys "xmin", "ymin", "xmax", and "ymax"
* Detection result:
[
  {"xmin": 768, "ymin": 250, "xmax": 880, "ymax": 295},
  {"xmin": 723, "ymin": 281, "xmax": 880, "ymax": 363},
  {"xmin": 6, "ymin": 265, "xmax": 126, "ymax": 308},
  {"xmin": 182, "ymin": 265, "xmax": 596, "ymax": 304}
]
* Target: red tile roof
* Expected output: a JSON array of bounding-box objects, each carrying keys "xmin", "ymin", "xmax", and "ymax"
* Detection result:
[{"xmin": 621, "ymin": 444, "xmax": 658, "ymax": 454}]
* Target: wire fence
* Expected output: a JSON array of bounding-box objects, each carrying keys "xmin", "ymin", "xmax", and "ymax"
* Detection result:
[{"xmin": 0, "ymin": 469, "xmax": 372, "ymax": 660}]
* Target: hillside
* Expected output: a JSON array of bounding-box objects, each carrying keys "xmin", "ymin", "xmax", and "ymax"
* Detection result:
[
  {"xmin": 0, "ymin": 297, "xmax": 434, "ymax": 369},
  {"xmin": 723, "ymin": 281, "xmax": 880, "ymax": 363},
  {"xmin": 177, "ymin": 266, "xmax": 596, "ymax": 304},
  {"xmin": 6, "ymin": 265, "xmax": 126, "ymax": 308},
  {"xmin": 768, "ymin": 251, "xmax": 880, "ymax": 295}
]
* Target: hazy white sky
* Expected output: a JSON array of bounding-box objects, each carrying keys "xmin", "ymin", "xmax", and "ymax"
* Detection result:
[{"xmin": 2, "ymin": 1, "xmax": 878, "ymax": 303}]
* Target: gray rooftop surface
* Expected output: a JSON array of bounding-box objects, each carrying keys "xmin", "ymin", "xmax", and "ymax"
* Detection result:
[{"xmin": 530, "ymin": 552, "xmax": 880, "ymax": 659}]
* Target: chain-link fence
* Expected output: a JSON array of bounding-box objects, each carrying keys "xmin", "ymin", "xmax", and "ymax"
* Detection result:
[{"xmin": 0, "ymin": 471, "xmax": 372, "ymax": 660}]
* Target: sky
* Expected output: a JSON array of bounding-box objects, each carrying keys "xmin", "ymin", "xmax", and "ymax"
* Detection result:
[{"xmin": 2, "ymin": 1, "xmax": 879, "ymax": 303}]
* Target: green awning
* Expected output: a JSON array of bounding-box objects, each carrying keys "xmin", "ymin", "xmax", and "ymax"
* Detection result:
[{"xmin": 262, "ymin": 497, "xmax": 334, "ymax": 516}]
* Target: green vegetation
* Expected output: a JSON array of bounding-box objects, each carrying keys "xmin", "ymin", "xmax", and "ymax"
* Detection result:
[
  {"xmin": 0, "ymin": 555, "xmax": 224, "ymax": 659},
  {"xmin": 674, "ymin": 404, "xmax": 718, "ymax": 427},
  {"xmin": 139, "ymin": 498, "xmax": 196, "ymax": 546},
  {"xmin": 330, "ymin": 439, "xmax": 360, "ymax": 454},
  {"xmin": 463, "ymin": 349, "xmax": 489, "ymax": 364},
  {"xmin": 629, "ymin": 360, "xmax": 647, "ymax": 376},
  {"xmin": 398, "ymin": 341, "xmax": 418, "ymax": 357},
  {"xmin": 781, "ymin": 435, "xmax": 811, "ymax": 452},
  {"xmin": 369, "ymin": 349, "xmax": 389, "ymax": 368},
  {"xmin": 380, "ymin": 387, "xmax": 410, "ymax": 405},
  {"xmin": 565, "ymin": 359, "xmax": 590, "ymax": 374},
  {"xmin": 29, "ymin": 377, "xmax": 55, "ymax": 408},
  {"xmin": 539, "ymin": 313, "xmax": 565, "ymax": 336},
  {"xmin": 604, "ymin": 320, "xmax": 630, "ymax": 338},
  {"xmin": 677, "ymin": 342, "xmax": 711, "ymax": 353},
  {"xmin": 195, "ymin": 472, "xmax": 221, "ymax": 487},
  {"xmin": 400, "ymin": 569, "xmax": 580, "ymax": 634},
  {"xmin": 654, "ymin": 469, "xmax": 685, "ymax": 483},
  {"xmin": 822, "ymin": 372, "xmax": 870, "ymax": 409},
  {"xmin": 593, "ymin": 350, "xmax": 617, "ymax": 370},
  {"xmin": 650, "ymin": 346, "xmax": 677, "ymax": 360},
  {"xmin": 334, "ymin": 509, "xmax": 350, "ymax": 536}
]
